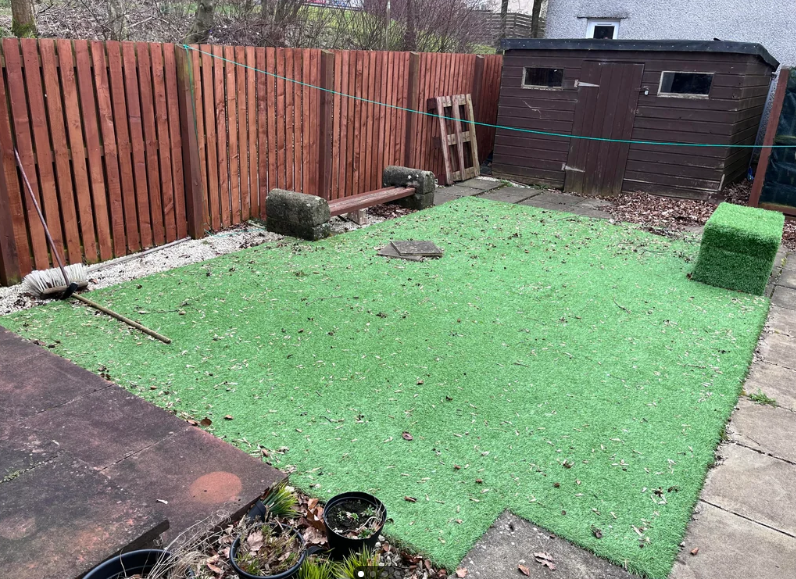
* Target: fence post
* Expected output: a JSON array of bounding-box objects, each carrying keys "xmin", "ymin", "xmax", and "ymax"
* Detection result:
[
  {"xmin": 0, "ymin": 161, "xmax": 20, "ymax": 286},
  {"xmin": 750, "ymin": 67, "xmax": 790, "ymax": 208},
  {"xmin": 175, "ymin": 46, "xmax": 205, "ymax": 239},
  {"xmin": 318, "ymin": 50, "xmax": 334, "ymax": 200},
  {"xmin": 404, "ymin": 52, "xmax": 420, "ymax": 167},
  {"xmin": 471, "ymin": 55, "xmax": 485, "ymax": 163}
]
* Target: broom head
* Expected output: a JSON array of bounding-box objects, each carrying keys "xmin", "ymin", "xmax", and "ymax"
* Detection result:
[{"xmin": 23, "ymin": 264, "xmax": 89, "ymax": 298}]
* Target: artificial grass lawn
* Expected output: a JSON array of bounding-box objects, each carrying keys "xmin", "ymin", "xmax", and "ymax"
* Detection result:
[
  {"xmin": 692, "ymin": 202, "xmax": 784, "ymax": 295},
  {"xmin": 1, "ymin": 197, "xmax": 769, "ymax": 578}
]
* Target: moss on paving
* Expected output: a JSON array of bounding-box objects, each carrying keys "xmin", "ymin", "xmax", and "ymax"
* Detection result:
[
  {"xmin": 1, "ymin": 198, "xmax": 769, "ymax": 578},
  {"xmin": 692, "ymin": 202, "xmax": 784, "ymax": 295}
]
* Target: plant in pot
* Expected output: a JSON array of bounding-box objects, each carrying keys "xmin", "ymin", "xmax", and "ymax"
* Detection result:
[
  {"xmin": 323, "ymin": 492, "xmax": 387, "ymax": 558},
  {"xmin": 83, "ymin": 549, "xmax": 193, "ymax": 579},
  {"xmin": 229, "ymin": 481, "xmax": 307, "ymax": 579}
]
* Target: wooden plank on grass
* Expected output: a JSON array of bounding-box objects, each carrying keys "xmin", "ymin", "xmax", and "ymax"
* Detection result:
[
  {"xmin": 224, "ymin": 45, "xmax": 240, "ymax": 224},
  {"xmin": 90, "ymin": 40, "xmax": 126, "ymax": 257},
  {"xmin": 164, "ymin": 43, "xmax": 187, "ymax": 239},
  {"xmin": 135, "ymin": 42, "xmax": 165, "ymax": 247},
  {"xmin": 106, "ymin": 41, "xmax": 140, "ymax": 251},
  {"xmin": 122, "ymin": 41, "xmax": 153, "ymax": 248},
  {"xmin": 40, "ymin": 39, "xmax": 82, "ymax": 263},
  {"xmin": 150, "ymin": 43, "xmax": 177, "ymax": 243},
  {"xmin": 213, "ymin": 44, "xmax": 229, "ymax": 227},
  {"xmin": 201, "ymin": 44, "xmax": 220, "ymax": 231},
  {"xmin": 20, "ymin": 38, "xmax": 64, "ymax": 262}
]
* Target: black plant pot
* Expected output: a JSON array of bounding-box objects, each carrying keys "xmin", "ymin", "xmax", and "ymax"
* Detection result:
[
  {"xmin": 229, "ymin": 525, "xmax": 307, "ymax": 579},
  {"xmin": 323, "ymin": 492, "xmax": 386, "ymax": 558},
  {"xmin": 83, "ymin": 549, "xmax": 192, "ymax": 579}
]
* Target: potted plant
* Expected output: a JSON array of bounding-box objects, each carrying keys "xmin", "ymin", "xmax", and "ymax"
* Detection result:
[
  {"xmin": 83, "ymin": 549, "xmax": 193, "ymax": 579},
  {"xmin": 229, "ymin": 522, "xmax": 307, "ymax": 579},
  {"xmin": 322, "ymin": 492, "xmax": 386, "ymax": 558}
]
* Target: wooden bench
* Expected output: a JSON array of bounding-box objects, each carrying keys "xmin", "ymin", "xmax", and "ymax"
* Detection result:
[{"xmin": 327, "ymin": 186, "xmax": 416, "ymax": 217}]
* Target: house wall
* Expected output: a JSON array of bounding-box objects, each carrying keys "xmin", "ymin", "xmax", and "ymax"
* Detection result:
[
  {"xmin": 492, "ymin": 48, "xmax": 773, "ymax": 198},
  {"xmin": 544, "ymin": 1, "xmax": 795, "ymax": 66}
]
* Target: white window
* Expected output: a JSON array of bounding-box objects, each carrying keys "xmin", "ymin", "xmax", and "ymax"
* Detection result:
[{"xmin": 586, "ymin": 19, "xmax": 620, "ymax": 39}]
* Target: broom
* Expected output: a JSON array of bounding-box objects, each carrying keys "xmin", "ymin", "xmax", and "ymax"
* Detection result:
[{"xmin": 17, "ymin": 149, "xmax": 171, "ymax": 344}]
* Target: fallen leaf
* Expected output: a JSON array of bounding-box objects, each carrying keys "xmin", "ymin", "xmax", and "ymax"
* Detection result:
[
  {"xmin": 453, "ymin": 464, "xmax": 461, "ymax": 470},
  {"xmin": 518, "ymin": 564, "xmax": 530, "ymax": 576},
  {"xmin": 307, "ymin": 498, "xmax": 318, "ymax": 511},
  {"xmin": 199, "ymin": 417, "xmax": 212, "ymax": 427},
  {"xmin": 402, "ymin": 431, "xmax": 414, "ymax": 441},
  {"xmin": 224, "ymin": 415, "xmax": 234, "ymax": 420},
  {"xmin": 206, "ymin": 562, "xmax": 223, "ymax": 574},
  {"xmin": 534, "ymin": 552, "xmax": 556, "ymax": 570},
  {"xmin": 455, "ymin": 568, "xmax": 467, "ymax": 578},
  {"xmin": 475, "ymin": 479, "xmax": 483, "ymax": 484},
  {"xmin": 405, "ymin": 496, "xmax": 417, "ymax": 502},
  {"xmin": 187, "ymin": 419, "xmax": 198, "ymax": 426},
  {"xmin": 691, "ymin": 547, "xmax": 699, "ymax": 556},
  {"xmin": 592, "ymin": 526, "xmax": 603, "ymax": 539},
  {"xmin": 246, "ymin": 530, "xmax": 264, "ymax": 552}
]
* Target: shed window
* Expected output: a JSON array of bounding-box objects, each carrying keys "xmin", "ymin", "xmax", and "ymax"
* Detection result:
[
  {"xmin": 522, "ymin": 67, "xmax": 564, "ymax": 89},
  {"xmin": 658, "ymin": 72, "xmax": 713, "ymax": 97}
]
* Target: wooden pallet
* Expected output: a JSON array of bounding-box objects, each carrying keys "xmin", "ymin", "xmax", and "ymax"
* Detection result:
[{"xmin": 428, "ymin": 94, "xmax": 480, "ymax": 185}]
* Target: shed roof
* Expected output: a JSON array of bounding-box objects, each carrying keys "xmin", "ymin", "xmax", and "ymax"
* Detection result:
[{"xmin": 500, "ymin": 39, "xmax": 779, "ymax": 69}]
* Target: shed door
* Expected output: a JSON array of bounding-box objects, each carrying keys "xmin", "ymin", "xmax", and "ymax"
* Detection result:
[{"xmin": 564, "ymin": 61, "xmax": 644, "ymax": 196}]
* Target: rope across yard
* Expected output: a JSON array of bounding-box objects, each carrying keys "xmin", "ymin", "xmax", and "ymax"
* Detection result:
[{"xmin": 183, "ymin": 44, "xmax": 796, "ymax": 149}]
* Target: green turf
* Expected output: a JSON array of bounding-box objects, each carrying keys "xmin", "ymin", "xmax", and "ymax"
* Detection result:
[
  {"xmin": 1, "ymin": 198, "xmax": 769, "ymax": 578},
  {"xmin": 692, "ymin": 202, "xmax": 784, "ymax": 295}
]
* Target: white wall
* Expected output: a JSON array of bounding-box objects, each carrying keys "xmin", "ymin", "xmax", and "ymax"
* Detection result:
[{"xmin": 545, "ymin": 0, "xmax": 793, "ymax": 66}]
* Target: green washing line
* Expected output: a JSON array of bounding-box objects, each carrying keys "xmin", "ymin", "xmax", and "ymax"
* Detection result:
[{"xmin": 182, "ymin": 44, "xmax": 794, "ymax": 150}]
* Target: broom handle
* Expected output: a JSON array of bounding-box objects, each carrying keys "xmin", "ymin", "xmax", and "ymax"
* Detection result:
[
  {"xmin": 15, "ymin": 149, "xmax": 171, "ymax": 345},
  {"xmin": 14, "ymin": 149, "xmax": 70, "ymax": 282},
  {"xmin": 72, "ymin": 294, "xmax": 172, "ymax": 344}
]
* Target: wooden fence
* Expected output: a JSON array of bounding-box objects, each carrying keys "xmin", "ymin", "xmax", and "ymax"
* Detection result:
[{"xmin": 0, "ymin": 38, "xmax": 502, "ymax": 285}]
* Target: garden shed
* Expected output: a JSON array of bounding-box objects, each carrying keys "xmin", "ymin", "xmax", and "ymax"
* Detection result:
[{"xmin": 492, "ymin": 39, "xmax": 779, "ymax": 199}]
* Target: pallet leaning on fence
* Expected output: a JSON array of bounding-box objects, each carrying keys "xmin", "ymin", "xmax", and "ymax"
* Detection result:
[{"xmin": 428, "ymin": 94, "xmax": 480, "ymax": 185}]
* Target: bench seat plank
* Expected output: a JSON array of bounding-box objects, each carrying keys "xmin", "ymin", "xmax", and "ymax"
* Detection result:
[{"xmin": 328, "ymin": 186, "xmax": 415, "ymax": 217}]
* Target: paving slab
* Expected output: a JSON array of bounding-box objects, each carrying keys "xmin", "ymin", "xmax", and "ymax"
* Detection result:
[
  {"xmin": 577, "ymin": 198, "xmax": 612, "ymax": 210},
  {"xmin": 0, "ymin": 421, "xmax": 60, "ymax": 480},
  {"xmin": 729, "ymin": 398, "xmax": 796, "ymax": 463},
  {"xmin": 438, "ymin": 185, "xmax": 483, "ymax": 198},
  {"xmin": 525, "ymin": 191, "xmax": 584, "ymax": 207},
  {"xmin": 756, "ymin": 331, "xmax": 796, "ymax": 370},
  {"xmin": 0, "ymin": 453, "xmax": 168, "ymax": 579},
  {"xmin": 778, "ymin": 268, "xmax": 796, "ymax": 290},
  {"xmin": 457, "ymin": 178, "xmax": 504, "ymax": 192},
  {"xmin": 567, "ymin": 206, "xmax": 611, "ymax": 219},
  {"xmin": 434, "ymin": 191, "xmax": 461, "ymax": 206},
  {"xmin": 21, "ymin": 385, "xmax": 191, "ymax": 470},
  {"xmin": 701, "ymin": 443, "xmax": 796, "ymax": 536},
  {"xmin": 743, "ymin": 361, "xmax": 796, "ymax": 412},
  {"xmin": 771, "ymin": 285, "xmax": 796, "ymax": 310},
  {"xmin": 0, "ymin": 330, "xmax": 112, "ymax": 422},
  {"xmin": 767, "ymin": 306, "xmax": 796, "ymax": 337},
  {"xmin": 481, "ymin": 187, "xmax": 542, "ymax": 204},
  {"xmin": 105, "ymin": 426, "xmax": 283, "ymax": 542},
  {"xmin": 669, "ymin": 501, "xmax": 796, "ymax": 579},
  {"xmin": 460, "ymin": 511, "xmax": 633, "ymax": 579}
]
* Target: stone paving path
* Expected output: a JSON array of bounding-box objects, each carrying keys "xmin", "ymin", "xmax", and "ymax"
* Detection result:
[
  {"xmin": 0, "ymin": 326, "xmax": 283, "ymax": 579},
  {"xmin": 442, "ymin": 179, "xmax": 796, "ymax": 579}
]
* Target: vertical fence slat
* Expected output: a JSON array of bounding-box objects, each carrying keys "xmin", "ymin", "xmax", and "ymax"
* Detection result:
[
  {"xmin": 106, "ymin": 41, "xmax": 140, "ymax": 252},
  {"xmin": 40, "ymin": 39, "xmax": 82, "ymax": 264},
  {"xmin": 257, "ymin": 47, "xmax": 270, "ymax": 214},
  {"xmin": 224, "ymin": 45, "xmax": 240, "ymax": 225},
  {"xmin": 318, "ymin": 51, "xmax": 333, "ymax": 200},
  {"xmin": 344, "ymin": 51, "xmax": 355, "ymax": 199},
  {"xmin": 136, "ymin": 42, "xmax": 165, "ymax": 247},
  {"xmin": 264, "ymin": 48, "xmax": 276, "ymax": 200},
  {"xmin": 275, "ymin": 49, "xmax": 287, "ymax": 191},
  {"xmin": 9, "ymin": 38, "xmax": 52, "ymax": 269},
  {"xmin": 150, "ymin": 43, "xmax": 177, "ymax": 243},
  {"xmin": 0, "ymin": 41, "xmax": 29, "ymax": 277},
  {"xmin": 19, "ymin": 38, "xmax": 64, "ymax": 264},
  {"xmin": 175, "ymin": 46, "xmax": 203, "ymax": 239},
  {"xmin": 90, "ymin": 41, "xmax": 126, "ymax": 257},
  {"xmin": 164, "ymin": 44, "xmax": 187, "ymax": 239},
  {"xmin": 237, "ymin": 45, "xmax": 250, "ymax": 220},
  {"xmin": 298, "ymin": 49, "xmax": 309, "ymax": 194},
  {"xmin": 212, "ymin": 44, "xmax": 230, "ymax": 227},
  {"xmin": 308, "ymin": 49, "xmax": 320, "ymax": 195},
  {"xmin": 246, "ymin": 46, "xmax": 257, "ymax": 219},
  {"xmin": 283, "ymin": 49, "xmax": 294, "ymax": 190},
  {"xmin": 120, "ymin": 42, "xmax": 153, "ymax": 248},
  {"xmin": 200, "ymin": 45, "xmax": 219, "ymax": 231},
  {"xmin": 331, "ymin": 51, "xmax": 342, "ymax": 199},
  {"xmin": 187, "ymin": 46, "xmax": 207, "ymax": 232}
]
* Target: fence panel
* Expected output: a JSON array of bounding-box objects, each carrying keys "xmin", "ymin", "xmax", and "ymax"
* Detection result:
[{"xmin": 0, "ymin": 41, "xmax": 502, "ymax": 285}]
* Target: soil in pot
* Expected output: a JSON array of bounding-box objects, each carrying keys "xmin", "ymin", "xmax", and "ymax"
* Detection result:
[
  {"xmin": 325, "ymin": 499, "xmax": 384, "ymax": 541},
  {"xmin": 231, "ymin": 524, "xmax": 305, "ymax": 578}
]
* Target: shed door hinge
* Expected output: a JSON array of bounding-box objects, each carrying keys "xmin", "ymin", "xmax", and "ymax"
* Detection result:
[{"xmin": 575, "ymin": 80, "xmax": 599, "ymax": 88}]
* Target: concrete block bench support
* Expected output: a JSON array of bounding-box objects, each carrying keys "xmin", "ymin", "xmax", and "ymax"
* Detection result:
[{"xmin": 266, "ymin": 166, "xmax": 435, "ymax": 241}]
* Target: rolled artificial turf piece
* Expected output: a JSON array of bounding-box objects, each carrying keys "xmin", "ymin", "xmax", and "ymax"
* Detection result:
[{"xmin": 692, "ymin": 202, "xmax": 784, "ymax": 295}]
